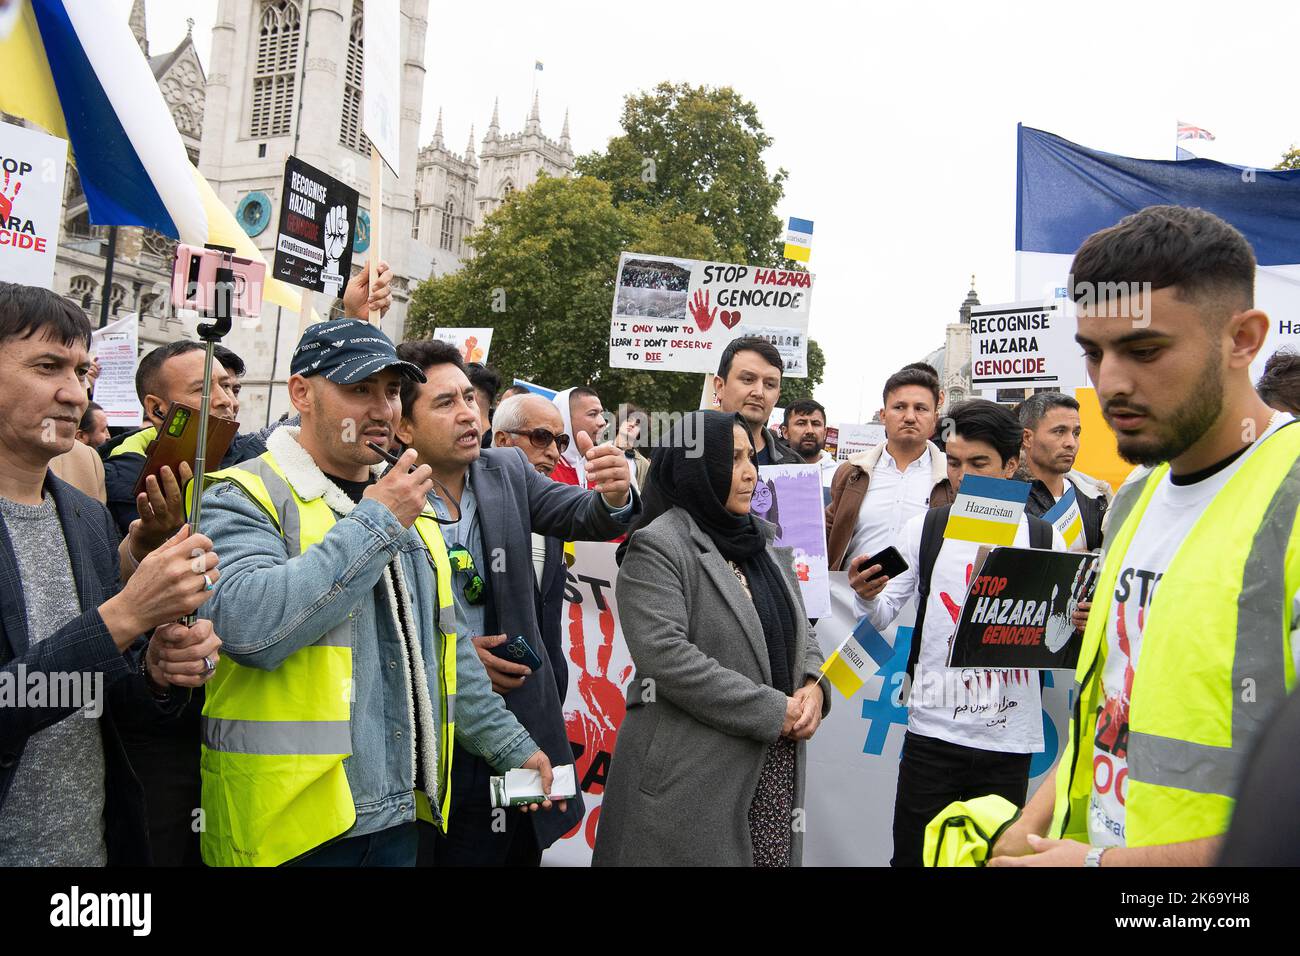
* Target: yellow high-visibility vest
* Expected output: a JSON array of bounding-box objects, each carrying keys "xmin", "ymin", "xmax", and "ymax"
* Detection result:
[
  {"xmin": 1051, "ymin": 423, "xmax": 1300, "ymax": 847},
  {"xmin": 198, "ymin": 451, "xmax": 458, "ymax": 867},
  {"xmin": 107, "ymin": 425, "xmax": 157, "ymax": 457}
]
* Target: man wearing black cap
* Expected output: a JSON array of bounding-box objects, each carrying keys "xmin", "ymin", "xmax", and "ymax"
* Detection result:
[{"xmin": 195, "ymin": 320, "xmax": 562, "ymax": 867}]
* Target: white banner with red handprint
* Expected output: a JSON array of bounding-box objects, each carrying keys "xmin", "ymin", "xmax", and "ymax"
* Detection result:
[
  {"xmin": 0, "ymin": 120, "xmax": 66, "ymax": 289},
  {"xmin": 609, "ymin": 251, "xmax": 813, "ymax": 376},
  {"xmin": 542, "ymin": 547, "xmax": 1073, "ymax": 866}
]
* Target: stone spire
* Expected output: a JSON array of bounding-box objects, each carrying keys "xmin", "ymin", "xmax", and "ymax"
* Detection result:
[
  {"xmin": 526, "ymin": 92, "xmax": 541, "ymax": 134},
  {"xmin": 959, "ymin": 274, "xmax": 980, "ymax": 324},
  {"xmin": 430, "ymin": 107, "xmax": 444, "ymax": 149},
  {"xmin": 560, "ymin": 108, "xmax": 571, "ymax": 150},
  {"xmin": 129, "ymin": 0, "xmax": 149, "ymax": 58},
  {"xmin": 485, "ymin": 97, "xmax": 500, "ymax": 142},
  {"xmin": 465, "ymin": 125, "xmax": 476, "ymax": 164}
]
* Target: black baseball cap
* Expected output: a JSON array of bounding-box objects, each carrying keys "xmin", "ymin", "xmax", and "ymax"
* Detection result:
[{"xmin": 291, "ymin": 319, "xmax": 426, "ymax": 384}]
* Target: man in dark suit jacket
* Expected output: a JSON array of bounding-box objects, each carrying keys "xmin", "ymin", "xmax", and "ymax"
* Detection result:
[
  {"xmin": 0, "ymin": 282, "xmax": 224, "ymax": 866},
  {"xmin": 396, "ymin": 341, "xmax": 639, "ymax": 866}
]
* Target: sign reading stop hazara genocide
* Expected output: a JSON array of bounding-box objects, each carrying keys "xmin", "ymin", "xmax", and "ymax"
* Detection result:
[
  {"xmin": 609, "ymin": 252, "xmax": 814, "ymax": 376},
  {"xmin": 968, "ymin": 298, "xmax": 1085, "ymax": 393},
  {"xmin": 272, "ymin": 155, "xmax": 359, "ymax": 298}
]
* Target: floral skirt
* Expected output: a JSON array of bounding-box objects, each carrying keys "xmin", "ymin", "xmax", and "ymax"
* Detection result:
[{"xmin": 747, "ymin": 736, "xmax": 796, "ymax": 867}]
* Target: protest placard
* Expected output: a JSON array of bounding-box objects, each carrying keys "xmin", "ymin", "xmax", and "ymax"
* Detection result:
[
  {"xmin": 272, "ymin": 156, "xmax": 359, "ymax": 298},
  {"xmin": 836, "ymin": 422, "xmax": 885, "ymax": 460},
  {"xmin": 944, "ymin": 474, "xmax": 1031, "ymax": 546},
  {"xmin": 948, "ymin": 546, "xmax": 1099, "ymax": 670},
  {"xmin": 969, "ymin": 299, "xmax": 1085, "ymax": 391},
  {"xmin": 90, "ymin": 313, "xmax": 143, "ymax": 427},
  {"xmin": 609, "ymin": 252, "xmax": 813, "ymax": 375},
  {"xmin": 433, "ymin": 327, "xmax": 493, "ymax": 364},
  {"xmin": 362, "ymin": 0, "xmax": 401, "ymax": 175},
  {"xmin": 756, "ymin": 463, "xmax": 831, "ymax": 617},
  {"xmin": 824, "ymin": 425, "xmax": 839, "ymax": 459},
  {"xmin": 0, "ymin": 121, "xmax": 66, "ymax": 289}
]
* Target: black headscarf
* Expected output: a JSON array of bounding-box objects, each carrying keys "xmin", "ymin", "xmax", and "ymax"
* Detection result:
[{"xmin": 622, "ymin": 411, "xmax": 797, "ymax": 693}]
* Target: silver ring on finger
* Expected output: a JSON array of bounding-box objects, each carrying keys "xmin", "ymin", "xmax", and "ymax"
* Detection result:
[
  {"xmin": 202, "ymin": 656, "xmax": 216, "ymax": 675},
  {"xmin": 202, "ymin": 573, "xmax": 214, "ymax": 592}
]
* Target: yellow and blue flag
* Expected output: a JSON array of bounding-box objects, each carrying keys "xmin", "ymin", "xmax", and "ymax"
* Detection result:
[
  {"xmin": 943, "ymin": 474, "xmax": 1031, "ymax": 546},
  {"xmin": 0, "ymin": 0, "xmax": 302, "ymax": 312},
  {"xmin": 820, "ymin": 614, "xmax": 894, "ymax": 699},
  {"xmin": 1042, "ymin": 484, "xmax": 1085, "ymax": 551},
  {"xmin": 783, "ymin": 216, "xmax": 813, "ymax": 263}
]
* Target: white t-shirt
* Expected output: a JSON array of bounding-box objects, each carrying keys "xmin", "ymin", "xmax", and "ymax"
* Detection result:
[
  {"xmin": 818, "ymin": 450, "xmax": 839, "ymax": 489},
  {"xmin": 847, "ymin": 445, "xmax": 939, "ymax": 564},
  {"xmin": 861, "ymin": 512, "xmax": 1067, "ymax": 753},
  {"xmin": 1088, "ymin": 417, "xmax": 1300, "ymax": 848}
]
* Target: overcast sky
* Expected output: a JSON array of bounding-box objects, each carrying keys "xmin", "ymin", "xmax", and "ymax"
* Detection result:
[{"xmin": 136, "ymin": 0, "xmax": 1300, "ymax": 422}]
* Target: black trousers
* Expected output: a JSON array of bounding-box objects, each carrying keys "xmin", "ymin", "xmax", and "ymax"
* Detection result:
[
  {"xmin": 891, "ymin": 730, "xmax": 1031, "ymax": 867},
  {"xmin": 416, "ymin": 743, "xmax": 542, "ymax": 867}
]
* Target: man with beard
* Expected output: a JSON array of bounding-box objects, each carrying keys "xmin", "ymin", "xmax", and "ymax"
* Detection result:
[
  {"xmin": 1015, "ymin": 392, "xmax": 1109, "ymax": 551},
  {"xmin": 782, "ymin": 400, "xmax": 837, "ymax": 500},
  {"xmin": 990, "ymin": 205, "xmax": 1300, "ymax": 867}
]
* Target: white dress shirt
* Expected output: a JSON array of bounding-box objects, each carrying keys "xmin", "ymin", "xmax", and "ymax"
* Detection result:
[{"xmin": 846, "ymin": 444, "xmax": 937, "ymax": 563}]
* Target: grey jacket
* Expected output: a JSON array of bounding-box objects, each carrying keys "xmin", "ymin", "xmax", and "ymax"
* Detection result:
[{"xmin": 593, "ymin": 508, "xmax": 830, "ymax": 867}]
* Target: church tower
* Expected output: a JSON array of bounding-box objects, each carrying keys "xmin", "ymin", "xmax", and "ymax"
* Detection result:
[
  {"xmin": 200, "ymin": 0, "xmax": 431, "ymax": 424},
  {"xmin": 941, "ymin": 275, "xmax": 978, "ymax": 409},
  {"xmin": 472, "ymin": 93, "xmax": 574, "ymax": 229}
]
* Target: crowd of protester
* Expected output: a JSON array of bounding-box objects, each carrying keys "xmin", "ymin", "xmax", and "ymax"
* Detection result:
[{"xmin": 3, "ymin": 206, "xmax": 1299, "ymax": 869}]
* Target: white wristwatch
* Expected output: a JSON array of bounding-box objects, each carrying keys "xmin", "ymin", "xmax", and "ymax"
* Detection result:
[{"xmin": 1084, "ymin": 846, "xmax": 1107, "ymax": 867}]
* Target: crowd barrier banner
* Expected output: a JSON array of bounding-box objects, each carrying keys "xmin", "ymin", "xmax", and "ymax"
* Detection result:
[{"xmin": 543, "ymin": 548, "xmax": 1071, "ymax": 866}]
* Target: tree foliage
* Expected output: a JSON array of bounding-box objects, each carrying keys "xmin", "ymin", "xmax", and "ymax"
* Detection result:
[
  {"xmin": 576, "ymin": 82, "xmax": 789, "ymax": 266},
  {"xmin": 1275, "ymin": 145, "xmax": 1300, "ymax": 171},
  {"xmin": 406, "ymin": 175, "xmax": 720, "ymax": 412}
]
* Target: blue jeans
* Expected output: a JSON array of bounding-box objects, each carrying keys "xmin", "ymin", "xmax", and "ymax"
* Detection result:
[{"xmin": 288, "ymin": 823, "xmax": 419, "ymax": 867}]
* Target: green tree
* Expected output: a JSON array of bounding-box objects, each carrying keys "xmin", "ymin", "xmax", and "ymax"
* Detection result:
[
  {"xmin": 1276, "ymin": 145, "xmax": 1300, "ymax": 170},
  {"xmin": 406, "ymin": 175, "xmax": 720, "ymax": 412},
  {"xmin": 576, "ymin": 82, "xmax": 789, "ymax": 265},
  {"xmin": 777, "ymin": 338, "xmax": 826, "ymax": 407}
]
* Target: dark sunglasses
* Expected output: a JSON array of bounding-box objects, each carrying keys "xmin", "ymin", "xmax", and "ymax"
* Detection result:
[
  {"xmin": 505, "ymin": 428, "xmax": 570, "ymax": 454},
  {"xmin": 446, "ymin": 544, "xmax": 485, "ymax": 605}
]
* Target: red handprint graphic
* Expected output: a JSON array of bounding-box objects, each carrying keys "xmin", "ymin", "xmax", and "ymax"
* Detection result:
[
  {"xmin": 563, "ymin": 597, "xmax": 633, "ymax": 848},
  {"xmin": 0, "ymin": 169, "xmax": 23, "ymax": 223},
  {"xmin": 940, "ymin": 562, "xmax": 1028, "ymax": 689},
  {"xmin": 688, "ymin": 289, "xmax": 717, "ymax": 332}
]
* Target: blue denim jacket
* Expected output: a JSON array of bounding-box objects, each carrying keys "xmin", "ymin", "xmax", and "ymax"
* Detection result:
[{"xmin": 198, "ymin": 428, "xmax": 537, "ymax": 841}]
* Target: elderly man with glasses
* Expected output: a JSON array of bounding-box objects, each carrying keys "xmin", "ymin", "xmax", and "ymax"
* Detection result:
[{"xmin": 394, "ymin": 341, "xmax": 640, "ymax": 867}]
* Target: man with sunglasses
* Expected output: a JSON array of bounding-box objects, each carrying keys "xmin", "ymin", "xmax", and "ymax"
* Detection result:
[{"xmin": 395, "ymin": 340, "xmax": 639, "ymax": 867}]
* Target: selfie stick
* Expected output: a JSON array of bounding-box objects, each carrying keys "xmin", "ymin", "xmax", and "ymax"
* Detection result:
[{"xmin": 188, "ymin": 246, "xmax": 236, "ymax": 536}]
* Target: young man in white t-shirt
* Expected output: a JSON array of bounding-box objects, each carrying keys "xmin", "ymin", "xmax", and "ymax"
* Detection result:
[
  {"xmin": 991, "ymin": 205, "xmax": 1300, "ymax": 867},
  {"xmin": 853, "ymin": 399, "xmax": 1066, "ymax": 866}
]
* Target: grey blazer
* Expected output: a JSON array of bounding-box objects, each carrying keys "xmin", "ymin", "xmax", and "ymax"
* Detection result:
[{"xmin": 592, "ymin": 507, "xmax": 829, "ymax": 867}]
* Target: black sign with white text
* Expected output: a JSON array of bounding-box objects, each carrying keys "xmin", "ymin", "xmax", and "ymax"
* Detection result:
[{"xmin": 272, "ymin": 155, "xmax": 358, "ymax": 297}]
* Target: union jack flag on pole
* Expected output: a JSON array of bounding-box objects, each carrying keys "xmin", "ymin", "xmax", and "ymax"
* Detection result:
[{"xmin": 1177, "ymin": 120, "xmax": 1216, "ymax": 142}]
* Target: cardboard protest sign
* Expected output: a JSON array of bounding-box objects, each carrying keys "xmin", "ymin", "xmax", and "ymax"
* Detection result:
[
  {"xmin": 609, "ymin": 252, "xmax": 813, "ymax": 375},
  {"xmin": 836, "ymin": 422, "xmax": 885, "ymax": 460},
  {"xmin": 944, "ymin": 474, "xmax": 1031, "ymax": 546},
  {"xmin": 272, "ymin": 156, "xmax": 359, "ymax": 298},
  {"xmin": 756, "ymin": 463, "xmax": 831, "ymax": 617},
  {"xmin": 824, "ymin": 426, "xmax": 839, "ymax": 460},
  {"xmin": 362, "ymin": 0, "xmax": 401, "ymax": 174},
  {"xmin": 433, "ymin": 327, "xmax": 492, "ymax": 364},
  {"xmin": 744, "ymin": 325, "xmax": 808, "ymax": 377},
  {"xmin": 948, "ymin": 547, "xmax": 1099, "ymax": 669},
  {"xmin": 0, "ymin": 121, "xmax": 66, "ymax": 288},
  {"xmin": 90, "ymin": 313, "xmax": 143, "ymax": 427},
  {"xmin": 969, "ymin": 299, "xmax": 1085, "ymax": 391}
]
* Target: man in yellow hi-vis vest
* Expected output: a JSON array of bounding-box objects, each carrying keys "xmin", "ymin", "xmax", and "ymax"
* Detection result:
[
  {"xmin": 991, "ymin": 206, "xmax": 1300, "ymax": 867},
  {"xmin": 196, "ymin": 320, "xmax": 561, "ymax": 867}
]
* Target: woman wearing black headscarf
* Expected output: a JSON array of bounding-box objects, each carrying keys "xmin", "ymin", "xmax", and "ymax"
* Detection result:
[{"xmin": 593, "ymin": 411, "xmax": 829, "ymax": 867}]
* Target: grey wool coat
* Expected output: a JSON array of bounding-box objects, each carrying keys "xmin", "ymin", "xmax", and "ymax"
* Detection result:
[{"xmin": 592, "ymin": 507, "xmax": 830, "ymax": 867}]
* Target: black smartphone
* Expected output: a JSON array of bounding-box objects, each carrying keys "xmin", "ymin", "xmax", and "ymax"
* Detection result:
[
  {"xmin": 854, "ymin": 546, "xmax": 909, "ymax": 582},
  {"xmin": 490, "ymin": 635, "xmax": 544, "ymax": 672}
]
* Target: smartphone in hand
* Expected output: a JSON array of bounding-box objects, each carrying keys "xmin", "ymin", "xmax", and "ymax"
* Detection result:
[{"xmin": 854, "ymin": 546, "xmax": 909, "ymax": 582}]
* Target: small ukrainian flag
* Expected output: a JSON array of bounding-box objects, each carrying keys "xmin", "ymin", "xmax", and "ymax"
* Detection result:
[
  {"xmin": 1043, "ymin": 485, "xmax": 1085, "ymax": 550},
  {"xmin": 783, "ymin": 216, "xmax": 813, "ymax": 263},
  {"xmin": 820, "ymin": 615, "xmax": 894, "ymax": 698},
  {"xmin": 944, "ymin": 475, "xmax": 1032, "ymax": 547}
]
